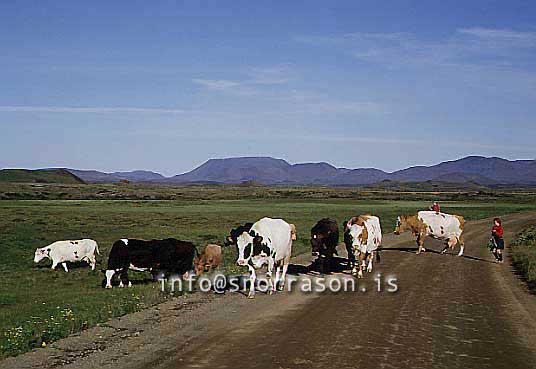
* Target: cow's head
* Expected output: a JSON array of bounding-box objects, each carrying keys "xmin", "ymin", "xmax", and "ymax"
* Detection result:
[
  {"xmin": 34, "ymin": 248, "xmax": 50, "ymax": 263},
  {"xmin": 194, "ymin": 254, "xmax": 212, "ymax": 276},
  {"xmin": 348, "ymin": 223, "xmax": 368, "ymax": 248},
  {"xmin": 311, "ymin": 232, "xmax": 327, "ymax": 257},
  {"xmin": 236, "ymin": 231, "xmax": 264, "ymax": 266}
]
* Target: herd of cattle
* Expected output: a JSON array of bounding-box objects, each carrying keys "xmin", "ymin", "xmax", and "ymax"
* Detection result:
[{"xmin": 33, "ymin": 210, "xmax": 466, "ymax": 298}]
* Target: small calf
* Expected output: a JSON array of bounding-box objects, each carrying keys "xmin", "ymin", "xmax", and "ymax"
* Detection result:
[
  {"xmin": 34, "ymin": 239, "xmax": 100, "ymax": 272},
  {"xmin": 194, "ymin": 244, "xmax": 222, "ymax": 276}
]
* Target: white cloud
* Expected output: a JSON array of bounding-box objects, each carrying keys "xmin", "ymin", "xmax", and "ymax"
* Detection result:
[
  {"xmin": 457, "ymin": 27, "xmax": 536, "ymax": 45},
  {"xmin": 295, "ymin": 28, "xmax": 536, "ymax": 69},
  {"xmin": 192, "ymin": 64, "xmax": 293, "ymax": 95},
  {"xmin": 0, "ymin": 106, "xmax": 184, "ymax": 114},
  {"xmin": 246, "ymin": 64, "xmax": 293, "ymax": 85},
  {"xmin": 191, "ymin": 79, "xmax": 242, "ymax": 91}
]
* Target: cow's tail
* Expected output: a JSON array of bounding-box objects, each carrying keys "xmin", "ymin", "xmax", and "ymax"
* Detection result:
[{"xmin": 95, "ymin": 241, "xmax": 100, "ymax": 255}]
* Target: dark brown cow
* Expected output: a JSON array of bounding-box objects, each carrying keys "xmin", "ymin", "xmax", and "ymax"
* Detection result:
[{"xmin": 311, "ymin": 218, "xmax": 339, "ymax": 273}]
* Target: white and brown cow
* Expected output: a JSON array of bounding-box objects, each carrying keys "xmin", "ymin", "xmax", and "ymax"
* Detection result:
[
  {"xmin": 236, "ymin": 217, "xmax": 293, "ymax": 298},
  {"xmin": 34, "ymin": 239, "xmax": 100, "ymax": 272},
  {"xmin": 344, "ymin": 215, "xmax": 382, "ymax": 278},
  {"xmin": 394, "ymin": 210, "xmax": 465, "ymax": 255}
]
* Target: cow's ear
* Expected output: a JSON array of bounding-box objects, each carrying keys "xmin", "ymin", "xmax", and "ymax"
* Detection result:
[
  {"xmin": 253, "ymin": 235, "xmax": 263, "ymax": 245},
  {"xmin": 249, "ymin": 230, "xmax": 256, "ymax": 237}
]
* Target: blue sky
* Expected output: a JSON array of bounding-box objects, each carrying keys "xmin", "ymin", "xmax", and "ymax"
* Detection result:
[{"xmin": 1, "ymin": 0, "xmax": 535, "ymax": 175}]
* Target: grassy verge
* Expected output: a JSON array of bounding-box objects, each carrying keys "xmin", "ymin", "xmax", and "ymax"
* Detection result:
[
  {"xmin": 1, "ymin": 196, "xmax": 536, "ymax": 358},
  {"xmin": 511, "ymin": 227, "xmax": 536, "ymax": 293}
]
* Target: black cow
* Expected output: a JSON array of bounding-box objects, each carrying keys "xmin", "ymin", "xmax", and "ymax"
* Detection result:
[
  {"xmin": 310, "ymin": 218, "xmax": 339, "ymax": 273},
  {"xmin": 224, "ymin": 222, "xmax": 254, "ymax": 246},
  {"xmin": 103, "ymin": 238, "xmax": 195, "ymax": 288},
  {"xmin": 343, "ymin": 221, "xmax": 356, "ymax": 271}
]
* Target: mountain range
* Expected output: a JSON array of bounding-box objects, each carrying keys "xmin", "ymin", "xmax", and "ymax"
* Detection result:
[{"xmin": 55, "ymin": 156, "xmax": 536, "ymax": 186}]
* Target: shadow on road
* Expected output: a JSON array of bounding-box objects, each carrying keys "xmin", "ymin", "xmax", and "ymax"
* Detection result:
[{"xmin": 287, "ymin": 256, "xmax": 352, "ymax": 276}]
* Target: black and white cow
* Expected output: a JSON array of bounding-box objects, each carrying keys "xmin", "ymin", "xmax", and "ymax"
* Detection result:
[
  {"xmin": 310, "ymin": 218, "xmax": 339, "ymax": 273},
  {"xmin": 103, "ymin": 238, "xmax": 195, "ymax": 288},
  {"xmin": 236, "ymin": 217, "xmax": 293, "ymax": 298}
]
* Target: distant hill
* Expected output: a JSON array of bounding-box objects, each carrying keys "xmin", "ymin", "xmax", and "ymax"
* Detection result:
[
  {"xmin": 0, "ymin": 169, "xmax": 84, "ymax": 184},
  {"xmin": 66, "ymin": 169, "xmax": 164, "ymax": 183},
  {"xmin": 165, "ymin": 156, "xmax": 536, "ymax": 186},
  {"xmin": 390, "ymin": 156, "xmax": 536, "ymax": 184},
  {"xmin": 11, "ymin": 155, "xmax": 536, "ymax": 187}
]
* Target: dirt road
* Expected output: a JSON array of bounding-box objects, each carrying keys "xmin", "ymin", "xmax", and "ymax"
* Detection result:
[{"xmin": 4, "ymin": 213, "xmax": 536, "ymax": 369}]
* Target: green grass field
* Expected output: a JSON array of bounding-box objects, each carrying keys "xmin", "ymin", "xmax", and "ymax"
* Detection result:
[{"xmin": 1, "ymin": 194, "xmax": 536, "ymax": 357}]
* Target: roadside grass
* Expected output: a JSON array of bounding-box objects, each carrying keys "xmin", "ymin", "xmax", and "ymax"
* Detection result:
[
  {"xmin": 1, "ymin": 195, "xmax": 536, "ymax": 358},
  {"xmin": 511, "ymin": 227, "xmax": 536, "ymax": 293}
]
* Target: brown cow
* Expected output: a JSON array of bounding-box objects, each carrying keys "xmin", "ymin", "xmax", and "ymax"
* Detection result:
[{"xmin": 194, "ymin": 244, "xmax": 222, "ymax": 276}]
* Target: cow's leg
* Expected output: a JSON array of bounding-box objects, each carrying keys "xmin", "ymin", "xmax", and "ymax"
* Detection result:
[
  {"xmin": 247, "ymin": 265, "xmax": 256, "ymax": 299},
  {"xmin": 273, "ymin": 262, "xmax": 282, "ymax": 293},
  {"xmin": 367, "ymin": 253, "xmax": 373, "ymax": 273},
  {"xmin": 119, "ymin": 270, "xmax": 129, "ymax": 288},
  {"xmin": 266, "ymin": 258, "xmax": 275, "ymax": 295},
  {"xmin": 416, "ymin": 233, "xmax": 426, "ymax": 254},
  {"xmin": 87, "ymin": 255, "xmax": 96, "ymax": 270},
  {"xmin": 346, "ymin": 244, "xmax": 355, "ymax": 271},
  {"xmin": 358, "ymin": 252, "xmax": 366, "ymax": 278},
  {"xmin": 62, "ymin": 262, "xmax": 69, "ymax": 272},
  {"xmin": 51, "ymin": 260, "xmax": 58, "ymax": 270},
  {"xmin": 279, "ymin": 256, "xmax": 290, "ymax": 291},
  {"xmin": 105, "ymin": 270, "xmax": 115, "ymax": 288},
  {"xmin": 351, "ymin": 250, "xmax": 359, "ymax": 275},
  {"xmin": 457, "ymin": 235, "xmax": 465, "ymax": 256}
]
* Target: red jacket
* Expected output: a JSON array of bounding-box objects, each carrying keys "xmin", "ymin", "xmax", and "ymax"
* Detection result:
[
  {"xmin": 431, "ymin": 204, "xmax": 440, "ymax": 212},
  {"xmin": 492, "ymin": 225, "xmax": 504, "ymax": 238}
]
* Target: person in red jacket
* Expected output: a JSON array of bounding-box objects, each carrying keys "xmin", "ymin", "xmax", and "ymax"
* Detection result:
[
  {"xmin": 491, "ymin": 218, "xmax": 505, "ymax": 263},
  {"xmin": 430, "ymin": 201, "xmax": 440, "ymax": 214}
]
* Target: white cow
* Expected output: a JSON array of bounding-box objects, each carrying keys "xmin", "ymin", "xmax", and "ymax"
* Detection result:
[
  {"xmin": 236, "ymin": 217, "xmax": 293, "ymax": 298},
  {"xmin": 346, "ymin": 215, "xmax": 382, "ymax": 278},
  {"xmin": 394, "ymin": 211, "xmax": 466, "ymax": 255},
  {"xmin": 34, "ymin": 239, "xmax": 100, "ymax": 272}
]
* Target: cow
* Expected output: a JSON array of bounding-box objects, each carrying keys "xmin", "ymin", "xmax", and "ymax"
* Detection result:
[
  {"xmin": 310, "ymin": 218, "xmax": 339, "ymax": 273},
  {"xmin": 345, "ymin": 215, "xmax": 382, "ymax": 278},
  {"xmin": 224, "ymin": 222, "xmax": 254, "ymax": 246},
  {"xmin": 34, "ymin": 239, "xmax": 100, "ymax": 272},
  {"xmin": 103, "ymin": 238, "xmax": 195, "ymax": 288},
  {"xmin": 236, "ymin": 217, "xmax": 293, "ymax": 298},
  {"xmin": 394, "ymin": 211, "xmax": 465, "ymax": 255},
  {"xmin": 194, "ymin": 244, "xmax": 222, "ymax": 276}
]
